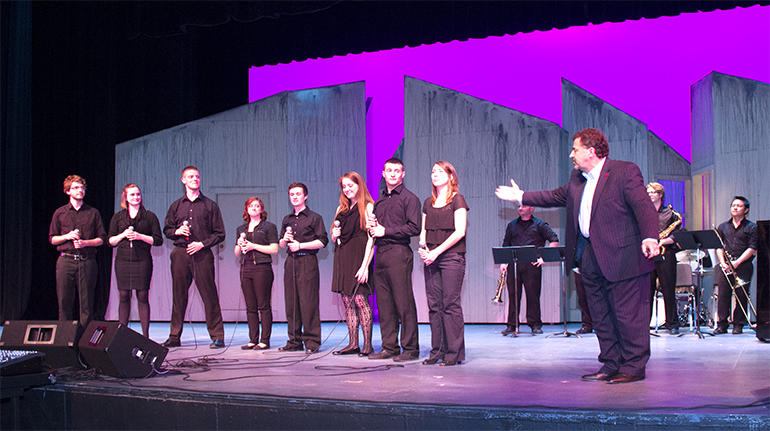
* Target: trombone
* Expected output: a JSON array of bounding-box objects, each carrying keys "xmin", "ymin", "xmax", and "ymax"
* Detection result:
[
  {"xmin": 493, "ymin": 267, "xmax": 507, "ymax": 303},
  {"xmin": 713, "ymin": 227, "xmax": 757, "ymax": 328}
]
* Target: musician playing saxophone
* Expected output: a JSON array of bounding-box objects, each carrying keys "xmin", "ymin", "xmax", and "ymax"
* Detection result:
[
  {"xmin": 646, "ymin": 183, "xmax": 683, "ymax": 334},
  {"xmin": 714, "ymin": 196, "xmax": 757, "ymax": 335}
]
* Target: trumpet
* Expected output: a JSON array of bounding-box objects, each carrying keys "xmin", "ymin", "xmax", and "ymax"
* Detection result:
[
  {"xmin": 493, "ymin": 267, "xmax": 507, "ymax": 303},
  {"xmin": 713, "ymin": 227, "xmax": 757, "ymax": 326}
]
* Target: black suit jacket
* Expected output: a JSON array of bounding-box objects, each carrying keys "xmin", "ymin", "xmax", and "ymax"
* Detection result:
[{"xmin": 523, "ymin": 158, "xmax": 658, "ymax": 282}]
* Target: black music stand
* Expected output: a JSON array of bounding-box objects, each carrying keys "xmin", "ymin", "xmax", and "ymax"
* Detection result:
[
  {"xmin": 671, "ymin": 230, "xmax": 721, "ymax": 338},
  {"xmin": 492, "ymin": 246, "xmax": 538, "ymax": 337},
  {"xmin": 539, "ymin": 247, "xmax": 577, "ymax": 338}
]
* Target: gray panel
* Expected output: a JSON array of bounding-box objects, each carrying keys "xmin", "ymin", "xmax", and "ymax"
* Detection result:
[
  {"xmin": 691, "ymin": 74, "xmax": 715, "ymax": 174},
  {"xmin": 110, "ymin": 82, "xmax": 366, "ymax": 324},
  {"xmin": 404, "ymin": 77, "xmax": 567, "ymax": 324}
]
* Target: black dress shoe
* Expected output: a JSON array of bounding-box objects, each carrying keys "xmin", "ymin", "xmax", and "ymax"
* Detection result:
[
  {"xmin": 241, "ymin": 343, "xmax": 257, "ymax": 350},
  {"xmin": 439, "ymin": 360, "xmax": 461, "ymax": 367},
  {"xmin": 607, "ymin": 373, "xmax": 644, "ymax": 384},
  {"xmin": 576, "ymin": 327, "xmax": 593, "ymax": 335},
  {"xmin": 333, "ymin": 347, "xmax": 360, "ymax": 355},
  {"xmin": 422, "ymin": 358, "xmax": 441, "ymax": 365},
  {"xmin": 305, "ymin": 347, "xmax": 319, "ymax": 354},
  {"xmin": 713, "ymin": 327, "xmax": 728, "ymax": 335},
  {"xmin": 531, "ymin": 327, "xmax": 543, "ymax": 334},
  {"xmin": 210, "ymin": 339, "xmax": 225, "ymax": 348},
  {"xmin": 668, "ymin": 327, "xmax": 680, "ymax": 335},
  {"xmin": 732, "ymin": 326, "xmax": 743, "ymax": 334},
  {"xmin": 581, "ymin": 371, "xmax": 617, "ymax": 381},
  {"xmin": 368, "ymin": 350, "xmax": 398, "ymax": 360},
  {"xmin": 256, "ymin": 342, "xmax": 270, "ymax": 350},
  {"xmin": 393, "ymin": 352, "xmax": 420, "ymax": 362},
  {"xmin": 162, "ymin": 339, "xmax": 181, "ymax": 347},
  {"xmin": 501, "ymin": 326, "xmax": 515, "ymax": 336},
  {"xmin": 358, "ymin": 351, "xmax": 372, "ymax": 357},
  {"xmin": 278, "ymin": 344, "xmax": 304, "ymax": 352}
]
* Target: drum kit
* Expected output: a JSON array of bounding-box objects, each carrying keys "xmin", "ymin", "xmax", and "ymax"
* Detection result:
[{"xmin": 672, "ymin": 249, "xmax": 715, "ymax": 330}]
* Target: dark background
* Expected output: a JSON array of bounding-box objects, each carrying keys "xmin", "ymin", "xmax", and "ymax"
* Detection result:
[{"xmin": 2, "ymin": 1, "xmax": 766, "ymax": 322}]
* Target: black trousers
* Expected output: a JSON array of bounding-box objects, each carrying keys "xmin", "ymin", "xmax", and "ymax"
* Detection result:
[
  {"xmin": 506, "ymin": 262, "xmax": 542, "ymax": 328},
  {"xmin": 424, "ymin": 252, "xmax": 466, "ymax": 362},
  {"xmin": 715, "ymin": 261, "xmax": 754, "ymax": 328},
  {"xmin": 582, "ymin": 242, "xmax": 650, "ymax": 378},
  {"xmin": 283, "ymin": 254, "xmax": 321, "ymax": 350},
  {"xmin": 168, "ymin": 247, "xmax": 225, "ymax": 341},
  {"xmin": 373, "ymin": 244, "xmax": 419, "ymax": 355},
  {"xmin": 56, "ymin": 254, "xmax": 98, "ymax": 326},
  {"xmin": 241, "ymin": 263, "xmax": 274, "ymax": 344},
  {"xmin": 649, "ymin": 250, "xmax": 678, "ymax": 329},
  {"xmin": 574, "ymin": 271, "xmax": 593, "ymax": 329}
]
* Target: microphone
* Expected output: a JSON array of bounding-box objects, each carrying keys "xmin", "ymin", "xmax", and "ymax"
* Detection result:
[
  {"xmin": 128, "ymin": 226, "xmax": 134, "ymax": 248},
  {"xmin": 419, "ymin": 239, "xmax": 427, "ymax": 250},
  {"xmin": 239, "ymin": 232, "xmax": 247, "ymax": 254},
  {"xmin": 333, "ymin": 220, "xmax": 341, "ymax": 246},
  {"xmin": 182, "ymin": 220, "xmax": 190, "ymax": 241},
  {"xmin": 73, "ymin": 229, "xmax": 80, "ymax": 235}
]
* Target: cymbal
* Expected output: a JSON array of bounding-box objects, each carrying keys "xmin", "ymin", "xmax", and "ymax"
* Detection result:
[{"xmin": 676, "ymin": 249, "xmax": 705, "ymax": 262}]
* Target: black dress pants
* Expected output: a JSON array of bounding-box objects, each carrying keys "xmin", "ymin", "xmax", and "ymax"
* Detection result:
[
  {"xmin": 283, "ymin": 254, "xmax": 321, "ymax": 350},
  {"xmin": 506, "ymin": 263, "xmax": 542, "ymax": 328},
  {"xmin": 373, "ymin": 244, "xmax": 419, "ymax": 355},
  {"xmin": 168, "ymin": 247, "xmax": 225, "ymax": 341}
]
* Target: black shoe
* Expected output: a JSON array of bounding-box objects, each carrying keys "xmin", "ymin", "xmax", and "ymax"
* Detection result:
[
  {"xmin": 210, "ymin": 339, "xmax": 225, "ymax": 349},
  {"xmin": 576, "ymin": 326, "xmax": 593, "ymax": 334},
  {"xmin": 393, "ymin": 352, "xmax": 420, "ymax": 362},
  {"xmin": 278, "ymin": 344, "xmax": 304, "ymax": 352},
  {"xmin": 581, "ymin": 371, "xmax": 617, "ymax": 381},
  {"xmin": 439, "ymin": 360, "xmax": 461, "ymax": 367},
  {"xmin": 368, "ymin": 349, "xmax": 397, "ymax": 360},
  {"xmin": 333, "ymin": 347, "xmax": 360, "ymax": 355},
  {"xmin": 607, "ymin": 373, "xmax": 644, "ymax": 384},
  {"xmin": 162, "ymin": 339, "xmax": 181, "ymax": 347},
  {"xmin": 713, "ymin": 327, "xmax": 728, "ymax": 335},
  {"xmin": 732, "ymin": 326, "xmax": 743, "ymax": 334},
  {"xmin": 422, "ymin": 358, "xmax": 441, "ymax": 365},
  {"xmin": 255, "ymin": 342, "xmax": 270, "ymax": 350},
  {"xmin": 241, "ymin": 343, "xmax": 257, "ymax": 350},
  {"xmin": 501, "ymin": 326, "xmax": 515, "ymax": 336},
  {"xmin": 531, "ymin": 327, "xmax": 543, "ymax": 334},
  {"xmin": 305, "ymin": 347, "xmax": 319, "ymax": 354},
  {"xmin": 668, "ymin": 327, "xmax": 680, "ymax": 335}
]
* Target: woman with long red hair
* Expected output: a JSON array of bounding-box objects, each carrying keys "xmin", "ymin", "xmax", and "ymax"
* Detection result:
[{"xmin": 330, "ymin": 172, "xmax": 375, "ymax": 356}]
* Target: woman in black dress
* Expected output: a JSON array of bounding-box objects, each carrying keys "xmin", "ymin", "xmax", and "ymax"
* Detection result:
[
  {"xmin": 235, "ymin": 197, "xmax": 278, "ymax": 350},
  {"xmin": 418, "ymin": 161, "xmax": 468, "ymax": 366},
  {"xmin": 108, "ymin": 183, "xmax": 163, "ymax": 338},
  {"xmin": 330, "ymin": 172, "xmax": 375, "ymax": 356}
]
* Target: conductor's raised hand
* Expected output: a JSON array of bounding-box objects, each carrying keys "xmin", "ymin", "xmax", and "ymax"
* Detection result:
[{"xmin": 495, "ymin": 179, "xmax": 523, "ymax": 202}]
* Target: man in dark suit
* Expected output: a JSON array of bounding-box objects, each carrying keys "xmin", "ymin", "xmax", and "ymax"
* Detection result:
[{"xmin": 496, "ymin": 128, "xmax": 659, "ymax": 384}]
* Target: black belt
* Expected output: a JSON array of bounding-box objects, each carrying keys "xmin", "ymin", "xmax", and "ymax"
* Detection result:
[
  {"xmin": 60, "ymin": 252, "xmax": 92, "ymax": 260},
  {"xmin": 289, "ymin": 252, "xmax": 311, "ymax": 257}
]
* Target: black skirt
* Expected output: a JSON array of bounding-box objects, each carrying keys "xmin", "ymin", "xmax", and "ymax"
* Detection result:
[{"xmin": 114, "ymin": 259, "xmax": 153, "ymax": 291}]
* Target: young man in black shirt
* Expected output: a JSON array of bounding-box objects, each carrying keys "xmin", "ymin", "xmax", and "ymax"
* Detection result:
[
  {"xmin": 714, "ymin": 196, "xmax": 758, "ymax": 335},
  {"xmin": 162, "ymin": 166, "xmax": 226, "ymax": 348},
  {"xmin": 279, "ymin": 182, "xmax": 328, "ymax": 354},
  {"xmin": 367, "ymin": 158, "xmax": 421, "ymax": 362},
  {"xmin": 49, "ymin": 175, "xmax": 107, "ymax": 327}
]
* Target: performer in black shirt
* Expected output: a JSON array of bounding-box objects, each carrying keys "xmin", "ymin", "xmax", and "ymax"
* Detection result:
[
  {"xmin": 279, "ymin": 182, "xmax": 328, "ymax": 354},
  {"xmin": 646, "ymin": 182, "xmax": 683, "ymax": 335},
  {"xmin": 162, "ymin": 166, "xmax": 226, "ymax": 348},
  {"xmin": 499, "ymin": 204, "xmax": 559, "ymax": 335},
  {"xmin": 367, "ymin": 158, "xmax": 421, "ymax": 362},
  {"xmin": 235, "ymin": 197, "xmax": 278, "ymax": 350},
  {"xmin": 49, "ymin": 175, "xmax": 107, "ymax": 327},
  {"xmin": 419, "ymin": 161, "xmax": 468, "ymax": 366},
  {"xmin": 108, "ymin": 183, "xmax": 163, "ymax": 338},
  {"xmin": 714, "ymin": 196, "xmax": 758, "ymax": 335}
]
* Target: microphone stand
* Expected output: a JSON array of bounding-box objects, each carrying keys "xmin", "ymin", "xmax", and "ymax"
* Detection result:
[{"xmin": 541, "ymin": 247, "xmax": 578, "ymax": 338}]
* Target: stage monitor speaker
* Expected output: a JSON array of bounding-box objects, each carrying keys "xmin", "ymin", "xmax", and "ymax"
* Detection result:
[
  {"xmin": 78, "ymin": 321, "xmax": 168, "ymax": 378},
  {"xmin": 0, "ymin": 320, "xmax": 84, "ymax": 369}
]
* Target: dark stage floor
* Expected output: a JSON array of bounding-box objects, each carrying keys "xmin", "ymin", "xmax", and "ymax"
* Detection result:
[{"xmin": 3, "ymin": 321, "xmax": 769, "ymax": 430}]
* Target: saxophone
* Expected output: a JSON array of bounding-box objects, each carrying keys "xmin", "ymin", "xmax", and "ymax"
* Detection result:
[{"xmin": 659, "ymin": 205, "xmax": 682, "ymax": 255}]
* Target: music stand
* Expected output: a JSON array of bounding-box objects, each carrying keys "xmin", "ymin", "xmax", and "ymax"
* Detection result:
[
  {"xmin": 492, "ymin": 246, "xmax": 538, "ymax": 337},
  {"xmin": 539, "ymin": 247, "xmax": 577, "ymax": 338},
  {"xmin": 671, "ymin": 230, "xmax": 721, "ymax": 338}
]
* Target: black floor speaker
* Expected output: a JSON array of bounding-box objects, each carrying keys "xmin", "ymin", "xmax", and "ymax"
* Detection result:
[
  {"xmin": 0, "ymin": 320, "xmax": 84, "ymax": 369},
  {"xmin": 78, "ymin": 321, "xmax": 168, "ymax": 378}
]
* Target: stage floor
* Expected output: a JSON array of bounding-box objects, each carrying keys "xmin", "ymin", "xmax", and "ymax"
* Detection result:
[{"xmin": 58, "ymin": 321, "xmax": 770, "ymax": 414}]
